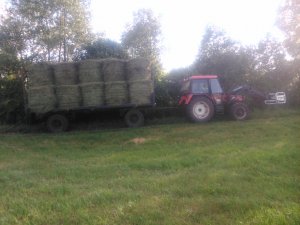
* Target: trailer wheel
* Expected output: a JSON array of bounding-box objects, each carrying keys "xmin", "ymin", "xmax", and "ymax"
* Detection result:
[
  {"xmin": 124, "ymin": 109, "xmax": 144, "ymax": 128},
  {"xmin": 187, "ymin": 97, "xmax": 214, "ymax": 122},
  {"xmin": 46, "ymin": 114, "xmax": 69, "ymax": 132},
  {"xmin": 230, "ymin": 103, "xmax": 249, "ymax": 121}
]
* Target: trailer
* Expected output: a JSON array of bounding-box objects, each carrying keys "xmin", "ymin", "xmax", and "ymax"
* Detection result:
[{"xmin": 26, "ymin": 58, "xmax": 155, "ymax": 132}]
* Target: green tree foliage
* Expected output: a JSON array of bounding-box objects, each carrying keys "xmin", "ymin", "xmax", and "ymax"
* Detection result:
[
  {"xmin": 0, "ymin": 18, "xmax": 26, "ymax": 59},
  {"xmin": 192, "ymin": 26, "xmax": 293, "ymax": 93},
  {"xmin": 74, "ymin": 38, "xmax": 128, "ymax": 60},
  {"xmin": 0, "ymin": 0, "xmax": 91, "ymax": 62},
  {"xmin": 154, "ymin": 73, "xmax": 181, "ymax": 107},
  {"xmin": 250, "ymin": 37, "xmax": 293, "ymax": 92},
  {"xmin": 0, "ymin": 52, "xmax": 24, "ymax": 123},
  {"xmin": 277, "ymin": 0, "xmax": 300, "ymax": 58},
  {"xmin": 0, "ymin": 52, "xmax": 20, "ymax": 79},
  {"xmin": 121, "ymin": 9, "xmax": 162, "ymax": 63},
  {"xmin": 167, "ymin": 67, "xmax": 193, "ymax": 82},
  {"xmin": 0, "ymin": 78, "xmax": 24, "ymax": 123},
  {"xmin": 155, "ymin": 67, "xmax": 192, "ymax": 107},
  {"xmin": 122, "ymin": 9, "xmax": 165, "ymax": 104},
  {"xmin": 193, "ymin": 26, "xmax": 253, "ymax": 90},
  {"xmin": 277, "ymin": 0, "xmax": 300, "ymax": 106}
]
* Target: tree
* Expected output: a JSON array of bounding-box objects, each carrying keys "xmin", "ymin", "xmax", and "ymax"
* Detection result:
[
  {"xmin": 122, "ymin": 9, "xmax": 164, "ymax": 105},
  {"xmin": 277, "ymin": 0, "xmax": 300, "ymax": 105},
  {"xmin": 250, "ymin": 37, "xmax": 292, "ymax": 91},
  {"xmin": 277, "ymin": 0, "xmax": 300, "ymax": 58},
  {"xmin": 192, "ymin": 26, "xmax": 292, "ymax": 94},
  {"xmin": 74, "ymin": 38, "xmax": 128, "ymax": 61},
  {"xmin": 193, "ymin": 26, "xmax": 253, "ymax": 90},
  {"xmin": 121, "ymin": 9, "xmax": 162, "ymax": 63},
  {"xmin": 254, "ymin": 36, "xmax": 285, "ymax": 73},
  {"xmin": 0, "ymin": 0, "xmax": 91, "ymax": 62},
  {"xmin": 167, "ymin": 67, "xmax": 193, "ymax": 82},
  {"xmin": 0, "ymin": 51, "xmax": 25, "ymax": 123}
]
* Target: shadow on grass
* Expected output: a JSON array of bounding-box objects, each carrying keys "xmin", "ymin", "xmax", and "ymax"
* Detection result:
[{"xmin": 1, "ymin": 107, "xmax": 299, "ymax": 134}]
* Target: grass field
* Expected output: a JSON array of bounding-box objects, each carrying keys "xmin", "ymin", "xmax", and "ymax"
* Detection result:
[{"xmin": 0, "ymin": 109, "xmax": 300, "ymax": 225}]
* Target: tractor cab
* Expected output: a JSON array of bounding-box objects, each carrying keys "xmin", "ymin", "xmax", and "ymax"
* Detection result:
[
  {"xmin": 179, "ymin": 75, "xmax": 228, "ymax": 111},
  {"xmin": 181, "ymin": 75, "xmax": 223, "ymax": 93}
]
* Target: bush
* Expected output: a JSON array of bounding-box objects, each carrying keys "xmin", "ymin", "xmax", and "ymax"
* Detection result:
[
  {"xmin": 0, "ymin": 78, "xmax": 25, "ymax": 123},
  {"xmin": 154, "ymin": 75, "xmax": 180, "ymax": 106},
  {"xmin": 287, "ymin": 78, "xmax": 300, "ymax": 106}
]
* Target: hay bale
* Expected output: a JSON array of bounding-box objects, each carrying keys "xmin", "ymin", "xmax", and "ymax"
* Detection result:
[
  {"xmin": 104, "ymin": 81, "xmax": 128, "ymax": 105},
  {"xmin": 80, "ymin": 82, "xmax": 104, "ymax": 107},
  {"xmin": 56, "ymin": 85, "xmax": 80, "ymax": 110},
  {"xmin": 27, "ymin": 63, "xmax": 53, "ymax": 87},
  {"xmin": 53, "ymin": 63, "xmax": 77, "ymax": 85},
  {"xmin": 127, "ymin": 57, "xmax": 151, "ymax": 81},
  {"xmin": 78, "ymin": 60, "xmax": 103, "ymax": 83},
  {"xmin": 27, "ymin": 86, "xmax": 56, "ymax": 113},
  {"xmin": 129, "ymin": 80, "xmax": 154, "ymax": 105},
  {"xmin": 102, "ymin": 59, "xmax": 126, "ymax": 82}
]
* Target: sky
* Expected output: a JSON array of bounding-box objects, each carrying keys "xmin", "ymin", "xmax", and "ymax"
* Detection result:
[
  {"xmin": 0, "ymin": 0, "xmax": 284, "ymax": 71},
  {"xmin": 91, "ymin": 0, "xmax": 284, "ymax": 71}
]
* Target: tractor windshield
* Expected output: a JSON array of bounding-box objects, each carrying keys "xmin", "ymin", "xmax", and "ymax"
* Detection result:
[
  {"xmin": 210, "ymin": 78, "xmax": 223, "ymax": 94},
  {"xmin": 191, "ymin": 79, "xmax": 209, "ymax": 94}
]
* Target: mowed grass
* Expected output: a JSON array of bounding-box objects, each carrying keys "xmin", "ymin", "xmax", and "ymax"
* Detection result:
[{"xmin": 0, "ymin": 109, "xmax": 300, "ymax": 225}]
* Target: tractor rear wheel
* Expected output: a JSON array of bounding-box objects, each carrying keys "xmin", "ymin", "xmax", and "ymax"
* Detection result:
[
  {"xmin": 187, "ymin": 97, "xmax": 214, "ymax": 122},
  {"xmin": 230, "ymin": 103, "xmax": 249, "ymax": 120},
  {"xmin": 46, "ymin": 114, "xmax": 69, "ymax": 132},
  {"xmin": 124, "ymin": 109, "xmax": 145, "ymax": 128}
]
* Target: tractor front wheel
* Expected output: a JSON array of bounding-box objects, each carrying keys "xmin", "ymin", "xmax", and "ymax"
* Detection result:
[
  {"xmin": 230, "ymin": 103, "xmax": 249, "ymax": 121},
  {"xmin": 187, "ymin": 97, "xmax": 214, "ymax": 122}
]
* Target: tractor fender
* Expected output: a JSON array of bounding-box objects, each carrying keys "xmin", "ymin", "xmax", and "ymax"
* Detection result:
[
  {"xmin": 179, "ymin": 94, "xmax": 193, "ymax": 105},
  {"xmin": 227, "ymin": 95, "xmax": 245, "ymax": 105}
]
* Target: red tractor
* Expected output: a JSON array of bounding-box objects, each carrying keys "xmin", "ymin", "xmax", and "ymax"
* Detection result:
[{"xmin": 178, "ymin": 75, "xmax": 286, "ymax": 122}]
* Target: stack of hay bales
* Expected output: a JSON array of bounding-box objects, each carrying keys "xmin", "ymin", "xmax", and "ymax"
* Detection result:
[
  {"xmin": 102, "ymin": 59, "xmax": 128, "ymax": 105},
  {"xmin": 102, "ymin": 59, "xmax": 126, "ymax": 81},
  {"xmin": 78, "ymin": 60, "xmax": 104, "ymax": 107},
  {"xmin": 27, "ymin": 63, "xmax": 56, "ymax": 113},
  {"xmin": 104, "ymin": 81, "xmax": 128, "ymax": 105},
  {"xmin": 52, "ymin": 63, "xmax": 80, "ymax": 110},
  {"xmin": 27, "ymin": 57, "xmax": 154, "ymax": 114},
  {"xmin": 127, "ymin": 57, "xmax": 153, "ymax": 105},
  {"xmin": 27, "ymin": 63, "xmax": 53, "ymax": 87},
  {"xmin": 27, "ymin": 86, "xmax": 56, "ymax": 113}
]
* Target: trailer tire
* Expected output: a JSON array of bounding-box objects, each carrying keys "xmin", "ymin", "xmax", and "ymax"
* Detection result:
[
  {"xmin": 124, "ymin": 109, "xmax": 144, "ymax": 128},
  {"xmin": 230, "ymin": 103, "xmax": 249, "ymax": 121},
  {"xmin": 47, "ymin": 114, "xmax": 69, "ymax": 132},
  {"xmin": 187, "ymin": 97, "xmax": 214, "ymax": 122}
]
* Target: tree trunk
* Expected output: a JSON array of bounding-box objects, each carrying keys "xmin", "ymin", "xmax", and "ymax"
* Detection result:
[
  {"xmin": 63, "ymin": 7, "xmax": 67, "ymax": 62},
  {"xmin": 47, "ymin": 48, "xmax": 51, "ymax": 61},
  {"xmin": 63, "ymin": 37, "xmax": 67, "ymax": 62},
  {"xmin": 59, "ymin": 42, "xmax": 62, "ymax": 62}
]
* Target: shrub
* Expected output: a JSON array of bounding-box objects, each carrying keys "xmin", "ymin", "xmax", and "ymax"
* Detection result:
[{"xmin": 0, "ymin": 78, "xmax": 25, "ymax": 123}]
